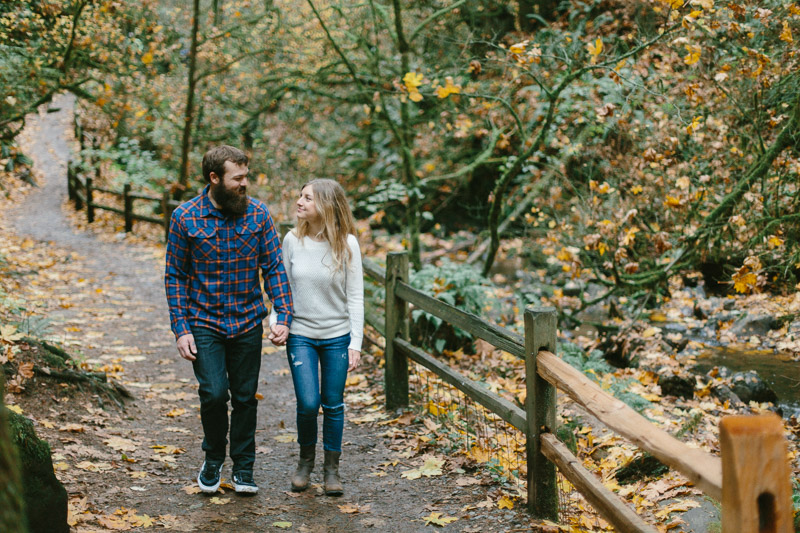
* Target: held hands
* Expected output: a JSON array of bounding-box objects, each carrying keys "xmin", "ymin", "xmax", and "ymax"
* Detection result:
[
  {"xmin": 176, "ymin": 334, "xmax": 197, "ymax": 361},
  {"xmin": 348, "ymin": 349, "xmax": 361, "ymax": 371},
  {"xmin": 268, "ymin": 324, "xmax": 289, "ymax": 346}
]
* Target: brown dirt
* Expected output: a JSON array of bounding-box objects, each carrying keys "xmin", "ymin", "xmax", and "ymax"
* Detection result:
[{"xmin": 2, "ymin": 95, "xmax": 539, "ymax": 532}]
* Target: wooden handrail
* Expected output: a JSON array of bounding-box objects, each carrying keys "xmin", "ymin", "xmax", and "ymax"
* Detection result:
[
  {"xmin": 540, "ymin": 434, "xmax": 658, "ymax": 533},
  {"xmin": 362, "ymin": 257, "xmax": 386, "ymax": 283},
  {"xmin": 536, "ymin": 349, "xmax": 723, "ymax": 500}
]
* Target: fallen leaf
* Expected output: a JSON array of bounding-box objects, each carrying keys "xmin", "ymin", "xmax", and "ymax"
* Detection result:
[
  {"xmin": 209, "ymin": 497, "xmax": 231, "ymax": 505},
  {"xmin": 338, "ymin": 503, "xmax": 370, "ymax": 514},
  {"xmin": 75, "ymin": 461, "xmax": 113, "ymax": 472},
  {"xmin": 273, "ymin": 521, "xmax": 292, "ymax": 528},
  {"xmin": 97, "ymin": 515, "xmax": 130, "ymax": 530},
  {"xmin": 498, "ymin": 495, "xmax": 514, "ymax": 509},
  {"xmin": 18, "ymin": 362, "xmax": 34, "ymax": 378},
  {"xmin": 274, "ymin": 434, "xmax": 296, "ymax": 443},
  {"xmin": 150, "ymin": 445, "xmax": 185, "ymax": 454},
  {"xmin": 423, "ymin": 512, "xmax": 458, "ymax": 526},
  {"xmin": 105, "ymin": 437, "xmax": 138, "ymax": 452}
]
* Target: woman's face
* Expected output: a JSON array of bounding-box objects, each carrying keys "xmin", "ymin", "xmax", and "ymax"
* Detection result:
[{"xmin": 296, "ymin": 185, "xmax": 319, "ymax": 222}]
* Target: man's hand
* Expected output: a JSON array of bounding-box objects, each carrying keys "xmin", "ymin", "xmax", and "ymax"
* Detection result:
[
  {"xmin": 268, "ymin": 324, "xmax": 289, "ymax": 346},
  {"xmin": 348, "ymin": 349, "xmax": 361, "ymax": 372},
  {"xmin": 177, "ymin": 334, "xmax": 197, "ymax": 361}
]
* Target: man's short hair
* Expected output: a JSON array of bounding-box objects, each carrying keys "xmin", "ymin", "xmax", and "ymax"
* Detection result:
[{"xmin": 202, "ymin": 145, "xmax": 249, "ymax": 182}]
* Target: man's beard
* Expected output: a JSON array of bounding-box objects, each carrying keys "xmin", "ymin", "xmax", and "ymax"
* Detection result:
[{"xmin": 211, "ymin": 182, "xmax": 249, "ymax": 216}]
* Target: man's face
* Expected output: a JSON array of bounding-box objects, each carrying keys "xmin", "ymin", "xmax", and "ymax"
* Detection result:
[{"xmin": 210, "ymin": 161, "xmax": 249, "ymax": 216}]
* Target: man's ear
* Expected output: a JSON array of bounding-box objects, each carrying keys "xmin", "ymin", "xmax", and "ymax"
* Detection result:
[{"xmin": 209, "ymin": 171, "xmax": 221, "ymax": 185}]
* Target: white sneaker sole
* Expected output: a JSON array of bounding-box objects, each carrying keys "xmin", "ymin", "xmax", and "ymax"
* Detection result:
[{"xmin": 234, "ymin": 482, "xmax": 259, "ymax": 494}]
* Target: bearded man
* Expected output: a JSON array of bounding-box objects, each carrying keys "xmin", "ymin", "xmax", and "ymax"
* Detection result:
[{"xmin": 165, "ymin": 145, "xmax": 293, "ymax": 495}]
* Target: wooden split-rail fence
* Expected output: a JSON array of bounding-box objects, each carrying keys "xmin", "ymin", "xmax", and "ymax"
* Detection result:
[
  {"xmin": 364, "ymin": 251, "xmax": 795, "ymax": 532},
  {"xmin": 68, "ymin": 120, "xmax": 179, "ymax": 240}
]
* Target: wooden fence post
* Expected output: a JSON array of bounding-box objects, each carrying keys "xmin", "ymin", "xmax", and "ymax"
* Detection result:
[
  {"xmin": 162, "ymin": 192, "xmax": 173, "ymax": 242},
  {"xmin": 74, "ymin": 169, "xmax": 83, "ymax": 210},
  {"xmin": 86, "ymin": 176, "xmax": 94, "ymax": 223},
  {"xmin": 524, "ymin": 306, "xmax": 558, "ymax": 519},
  {"xmin": 67, "ymin": 162, "xmax": 75, "ymax": 203},
  {"xmin": 720, "ymin": 414, "xmax": 793, "ymax": 533},
  {"xmin": 123, "ymin": 183, "xmax": 133, "ymax": 233},
  {"xmin": 385, "ymin": 252, "xmax": 410, "ymax": 410}
]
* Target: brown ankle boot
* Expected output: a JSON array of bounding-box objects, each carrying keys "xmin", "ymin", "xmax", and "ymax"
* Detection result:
[
  {"xmin": 291, "ymin": 445, "xmax": 316, "ymax": 492},
  {"xmin": 323, "ymin": 450, "xmax": 343, "ymax": 496}
]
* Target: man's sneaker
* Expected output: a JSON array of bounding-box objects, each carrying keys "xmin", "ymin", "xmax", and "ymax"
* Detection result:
[
  {"xmin": 232, "ymin": 470, "xmax": 259, "ymax": 494},
  {"xmin": 197, "ymin": 461, "xmax": 223, "ymax": 493}
]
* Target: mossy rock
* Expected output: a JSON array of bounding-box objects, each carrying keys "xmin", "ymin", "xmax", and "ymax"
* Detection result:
[
  {"xmin": 0, "ymin": 405, "xmax": 25, "ymax": 533},
  {"xmin": 8, "ymin": 409, "xmax": 68, "ymax": 533}
]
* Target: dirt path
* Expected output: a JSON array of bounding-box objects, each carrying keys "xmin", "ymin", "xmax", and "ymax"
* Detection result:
[{"xmin": 5, "ymin": 96, "xmax": 533, "ymax": 532}]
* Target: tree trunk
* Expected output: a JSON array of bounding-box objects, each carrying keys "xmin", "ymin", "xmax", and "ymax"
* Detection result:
[
  {"xmin": 392, "ymin": 0, "xmax": 421, "ymax": 270},
  {"xmin": 177, "ymin": 0, "xmax": 202, "ymax": 199},
  {"xmin": 0, "ymin": 375, "xmax": 26, "ymax": 533}
]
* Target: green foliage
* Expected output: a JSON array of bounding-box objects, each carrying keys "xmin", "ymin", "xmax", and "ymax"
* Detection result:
[
  {"xmin": 409, "ymin": 260, "xmax": 490, "ymax": 354},
  {"xmin": 793, "ymin": 479, "xmax": 800, "ymax": 529},
  {"xmin": 79, "ymin": 138, "xmax": 168, "ymax": 191},
  {"xmin": 559, "ymin": 341, "xmax": 652, "ymax": 413},
  {"xmin": 0, "ymin": 142, "xmax": 32, "ymax": 173},
  {"xmin": 560, "ymin": 342, "xmax": 613, "ymax": 375}
]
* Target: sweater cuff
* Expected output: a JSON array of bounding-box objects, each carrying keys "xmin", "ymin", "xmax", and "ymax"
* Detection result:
[{"xmin": 348, "ymin": 336, "xmax": 362, "ymax": 352}]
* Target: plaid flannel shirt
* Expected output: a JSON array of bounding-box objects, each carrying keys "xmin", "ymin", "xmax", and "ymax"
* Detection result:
[{"xmin": 165, "ymin": 185, "xmax": 293, "ymax": 339}]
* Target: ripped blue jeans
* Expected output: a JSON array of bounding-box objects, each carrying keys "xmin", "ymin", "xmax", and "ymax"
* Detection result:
[{"xmin": 286, "ymin": 333, "xmax": 350, "ymax": 452}]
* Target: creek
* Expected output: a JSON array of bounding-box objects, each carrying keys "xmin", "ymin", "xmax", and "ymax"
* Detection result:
[{"xmin": 691, "ymin": 346, "xmax": 800, "ymax": 418}]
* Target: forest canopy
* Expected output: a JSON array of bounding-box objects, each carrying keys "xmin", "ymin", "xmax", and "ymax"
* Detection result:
[{"xmin": 1, "ymin": 0, "xmax": 799, "ymax": 299}]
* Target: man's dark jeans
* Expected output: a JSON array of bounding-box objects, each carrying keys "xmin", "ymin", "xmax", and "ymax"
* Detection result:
[{"xmin": 191, "ymin": 324, "xmax": 262, "ymax": 473}]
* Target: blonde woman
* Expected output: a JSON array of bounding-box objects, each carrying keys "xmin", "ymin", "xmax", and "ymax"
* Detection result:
[{"xmin": 270, "ymin": 178, "xmax": 363, "ymax": 496}]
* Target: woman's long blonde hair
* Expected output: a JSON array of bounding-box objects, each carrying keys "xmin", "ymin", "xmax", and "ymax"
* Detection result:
[{"xmin": 295, "ymin": 179, "xmax": 357, "ymax": 272}]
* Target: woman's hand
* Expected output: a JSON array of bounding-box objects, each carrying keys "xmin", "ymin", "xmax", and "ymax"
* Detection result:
[{"xmin": 348, "ymin": 349, "xmax": 361, "ymax": 371}]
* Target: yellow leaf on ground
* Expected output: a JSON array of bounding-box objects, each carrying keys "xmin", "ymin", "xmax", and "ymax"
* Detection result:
[
  {"xmin": 7, "ymin": 405, "xmax": 23, "ymax": 414},
  {"xmin": 273, "ymin": 521, "xmax": 292, "ymax": 528},
  {"xmin": 150, "ymin": 445, "xmax": 184, "ymax": 454},
  {"xmin": 76, "ymin": 461, "xmax": 113, "ymax": 472},
  {"xmin": 98, "ymin": 515, "xmax": 131, "ymax": 530},
  {"xmin": 165, "ymin": 408, "xmax": 185, "ymax": 417},
  {"xmin": 209, "ymin": 497, "xmax": 231, "ymax": 505},
  {"xmin": 274, "ymin": 433, "xmax": 296, "ymax": 443},
  {"xmin": 423, "ymin": 512, "xmax": 458, "ymax": 526},
  {"xmin": 498, "ymin": 496, "xmax": 514, "ymax": 509},
  {"xmin": 59, "ymin": 423, "xmax": 85, "ymax": 432}
]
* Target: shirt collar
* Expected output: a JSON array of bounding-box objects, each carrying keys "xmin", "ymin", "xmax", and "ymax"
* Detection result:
[{"xmin": 199, "ymin": 184, "xmax": 225, "ymax": 219}]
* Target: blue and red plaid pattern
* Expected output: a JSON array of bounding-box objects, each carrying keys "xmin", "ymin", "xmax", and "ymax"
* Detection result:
[{"xmin": 165, "ymin": 185, "xmax": 293, "ymax": 339}]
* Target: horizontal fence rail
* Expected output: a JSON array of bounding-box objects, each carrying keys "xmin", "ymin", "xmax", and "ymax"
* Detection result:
[
  {"xmin": 368, "ymin": 251, "xmax": 793, "ymax": 532},
  {"xmin": 536, "ymin": 349, "xmax": 723, "ymax": 500},
  {"xmin": 68, "ymin": 161, "xmax": 179, "ymax": 239}
]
